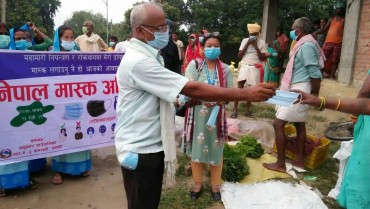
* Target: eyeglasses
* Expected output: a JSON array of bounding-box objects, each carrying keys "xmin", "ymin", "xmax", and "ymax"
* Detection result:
[
  {"xmin": 204, "ymin": 32, "xmax": 220, "ymax": 38},
  {"xmin": 141, "ymin": 24, "xmax": 169, "ymax": 32}
]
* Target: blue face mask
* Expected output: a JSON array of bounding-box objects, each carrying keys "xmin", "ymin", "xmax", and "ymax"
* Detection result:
[
  {"xmin": 204, "ymin": 47, "xmax": 221, "ymax": 60},
  {"xmin": 266, "ymin": 90, "xmax": 300, "ymax": 107},
  {"xmin": 63, "ymin": 103, "xmax": 83, "ymax": 119},
  {"xmin": 199, "ymin": 36, "xmax": 204, "ymax": 43},
  {"xmin": 142, "ymin": 26, "xmax": 169, "ymax": 49},
  {"xmin": 0, "ymin": 35, "xmax": 10, "ymax": 49},
  {"xmin": 61, "ymin": 40, "xmax": 76, "ymax": 51},
  {"xmin": 249, "ymin": 36, "xmax": 257, "ymax": 41},
  {"xmin": 109, "ymin": 41, "xmax": 115, "ymax": 47},
  {"xmin": 15, "ymin": 40, "xmax": 29, "ymax": 50},
  {"xmin": 290, "ymin": 29, "xmax": 297, "ymax": 40}
]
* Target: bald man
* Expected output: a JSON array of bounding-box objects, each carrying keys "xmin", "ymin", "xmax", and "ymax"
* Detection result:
[
  {"xmin": 115, "ymin": 3, "xmax": 275, "ymax": 208},
  {"xmin": 75, "ymin": 20, "xmax": 108, "ymax": 52}
]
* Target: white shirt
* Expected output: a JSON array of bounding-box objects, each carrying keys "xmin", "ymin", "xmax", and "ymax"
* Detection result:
[
  {"xmin": 239, "ymin": 38, "xmax": 267, "ymax": 65},
  {"xmin": 174, "ymin": 39, "xmax": 184, "ymax": 60},
  {"xmin": 115, "ymin": 40, "xmax": 130, "ymax": 53},
  {"xmin": 115, "ymin": 38, "xmax": 188, "ymax": 154}
]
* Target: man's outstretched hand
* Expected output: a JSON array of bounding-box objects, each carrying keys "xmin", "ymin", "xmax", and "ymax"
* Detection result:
[{"xmin": 244, "ymin": 83, "xmax": 276, "ymax": 102}]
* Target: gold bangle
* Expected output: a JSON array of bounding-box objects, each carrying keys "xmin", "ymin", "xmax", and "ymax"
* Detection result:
[
  {"xmin": 334, "ymin": 99, "xmax": 341, "ymax": 111},
  {"xmin": 315, "ymin": 96, "xmax": 324, "ymax": 110},
  {"xmin": 320, "ymin": 97, "xmax": 326, "ymax": 111}
]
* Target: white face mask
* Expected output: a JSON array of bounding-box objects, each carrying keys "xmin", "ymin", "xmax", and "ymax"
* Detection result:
[{"xmin": 61, "ymin": 40, "xmax": 76, "ymax": 51}]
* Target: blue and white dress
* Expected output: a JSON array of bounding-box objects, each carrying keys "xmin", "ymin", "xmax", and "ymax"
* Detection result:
[
  {"xmin": 51, "ymin": 26, "xmax": 91, "ymax": 176},
  {"xmin": 0, "ymin": 162, "xmax": 29, "ymax": 189}
]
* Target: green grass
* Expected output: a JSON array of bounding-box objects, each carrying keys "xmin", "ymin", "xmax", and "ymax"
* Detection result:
[
  {"xmin": 311, "ymin": 115, "xmax": 328, "ymax": 122},
  {"xmin": 159, "ymin": 153, "xmax": 216, "ymax": 209},
  {"xmin": 302, "ymin": 141, "xmax": 343, "ymax": 209},
  {"xmin": 226, "ymin": 102, "xmax": 276, "ymax": 119}
]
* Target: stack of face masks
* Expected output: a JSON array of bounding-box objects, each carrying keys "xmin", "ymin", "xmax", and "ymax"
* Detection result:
[{"xmin": 265, "ymin": 90, "xmax": 300, "ymax": 107}]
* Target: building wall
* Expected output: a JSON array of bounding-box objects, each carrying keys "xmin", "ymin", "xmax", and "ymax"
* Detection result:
[{"xmin": 353, "ymin": 0, "xmax": 370, "ymax": 87}]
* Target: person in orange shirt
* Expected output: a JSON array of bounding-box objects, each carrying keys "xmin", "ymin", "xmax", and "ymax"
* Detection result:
[{"xmin": 314, "ymin": 2, "xmax": 346, "ymax": 79}]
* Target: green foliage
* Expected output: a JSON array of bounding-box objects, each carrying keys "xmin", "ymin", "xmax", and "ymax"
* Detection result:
[
  {"xmin": 235, "ymin": 135, "xmax": 264, "ymax": 159},
  {"xmin": 3, "ymin": 0, "xmax": 61, "ymax": 36},
  {"xmin": 159, "ymin": 183, "xmax": 215, "ymax": 209},
  {"xmin": 222, "ymin": 144, "xmax": 249, "ymax": 182}
]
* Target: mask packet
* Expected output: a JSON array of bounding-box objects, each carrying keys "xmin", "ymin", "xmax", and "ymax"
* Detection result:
[{"xmin": 266, "ymin": 90, "xmax": 300, "ymax": 107}]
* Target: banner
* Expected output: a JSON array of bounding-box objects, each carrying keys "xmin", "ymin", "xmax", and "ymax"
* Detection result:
[{"xmin": 0, "ymin": 51, "xmax": 123, "ymax": 165}]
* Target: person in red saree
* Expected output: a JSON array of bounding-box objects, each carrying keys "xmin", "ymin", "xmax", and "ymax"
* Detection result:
[{"xmin": 183, "ymin": 33, "xmax": 202, "ymax": 73}]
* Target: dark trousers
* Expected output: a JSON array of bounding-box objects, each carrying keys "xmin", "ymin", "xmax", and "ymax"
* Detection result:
[{"xmin": 121, "ymin": 151, "xmax": 164, "ymax": 209}]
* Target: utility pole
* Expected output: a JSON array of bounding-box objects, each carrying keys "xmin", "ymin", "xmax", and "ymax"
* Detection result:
[
  {"xmin": 1, "ymin": 0, "xmax": 6, "ymax": 24},
  {"xmin": 100, "ymin": 0, "xmax": 109, "ymax": 43}
]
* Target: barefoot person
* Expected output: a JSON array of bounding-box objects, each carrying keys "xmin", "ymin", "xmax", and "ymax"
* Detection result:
[
  {"xmin": 115, "ymin": 3, "xmax": 275, "ymax": 209},
  {"xmin": 263, "ymin": 17, "xmax": 325, "ymax": 172},
  {"xmin": 231, "ymin": 23, "xmax": 268, "ymax": 118}
]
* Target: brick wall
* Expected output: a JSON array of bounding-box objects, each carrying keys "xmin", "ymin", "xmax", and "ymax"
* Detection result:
[{"xmin": 353, "ymin": 0, "xmax": 370, "ymax": 87}]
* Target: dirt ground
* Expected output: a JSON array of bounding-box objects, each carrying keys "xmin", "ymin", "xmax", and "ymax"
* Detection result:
[{"xmin": 0, "ymin": 79, "xmax": 360, "ymax": 209}]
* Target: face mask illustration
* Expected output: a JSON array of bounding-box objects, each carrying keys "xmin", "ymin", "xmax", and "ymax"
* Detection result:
[
  {"xmin": 64, "ymin": 102, "xmax": 83, "ymax": 119},
  {"xmin": 86, "ymin": 99, "xmax": 111, "ymax": 117}
]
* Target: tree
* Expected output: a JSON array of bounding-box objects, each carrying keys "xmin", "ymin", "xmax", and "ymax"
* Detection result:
[
  {"xmin": 64, "ymin": 11, "xmax": 107, "ymax": 40},
  {"xmin": 2, "ymin": 0, "xmax": 61, "ymax": 36},
  {"xmin": 278, "ymin": 0, "xmax": 337, "ymax": 34}
]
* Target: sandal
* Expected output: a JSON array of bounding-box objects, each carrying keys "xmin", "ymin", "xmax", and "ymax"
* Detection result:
[
  {"xmin": 28, "ymin": 178, "xmax": 39, "ymax": 190},
  {"xmin": 0, "ymin": 189, "xmax": 6, "ymax": 197},
  {"xmin": 230, "ymin": 112, "xmax": 237, "ymax": 118},
  {"xmin": 51, "ymin": 174, "xmax": 64, "ymax": 185},
  {"xmin": 244, "ymin": 112, "xmax": 255, "ymax": 118},
  {"xmin": 81, "ymin": 170, "xmax": 91, "ymax": 177}
]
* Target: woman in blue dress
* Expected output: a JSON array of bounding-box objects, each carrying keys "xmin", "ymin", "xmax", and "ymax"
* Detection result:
[
  {"xmin": 50, "ymin": 25, "xmax": 92, "ymax": 185},
  {"xmin": 0, "ymin": 23, "xmax": 41, "ymax": 197}
]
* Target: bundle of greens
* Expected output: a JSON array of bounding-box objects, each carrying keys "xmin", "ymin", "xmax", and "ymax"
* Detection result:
[
  {"xmin": 222, "ymin": 135, "xmax": 264, "ymax": 182},
  {"xmin": 234, "ymin": 135, "xmax": 264, "ymax": 159},
  {"xmin": 222, "ymin": 144, "xmax": 249, "ymax": 182}
]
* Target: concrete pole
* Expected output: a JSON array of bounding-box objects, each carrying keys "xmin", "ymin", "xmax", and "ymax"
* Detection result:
[
  {"xmin": 338, "ymin": 0, "xmax": 362, "ymax": 86},
  {"xmin": 106, "ymin": 0, "xmax": 109, "ymax": 43},
  {"xmin": 1, "ymin": 0, "xmax": 6, "ymax": 24},
  {"xmin": 261, "ymin": 0, "xmax": 278, "ymax": 44}
]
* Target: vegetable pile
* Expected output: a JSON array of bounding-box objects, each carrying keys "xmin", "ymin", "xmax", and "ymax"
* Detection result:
[{"xmin": 222, "ymin": 135, "xmax": 264, "ymax": 182}]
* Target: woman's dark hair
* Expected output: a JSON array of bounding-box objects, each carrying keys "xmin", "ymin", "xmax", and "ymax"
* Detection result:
[
  {"xmin": 13, "ymin": 28, "xmax": 25, "ymax": 33},
  {"xmin": 201, "ymin": 33, "xmax": 221, "ymax": 47},
  {"xmin": 109, "ymin": 36, "xmax": 118, "ymax": 42},
  {"xmin": 0, "ymin": 23, "xmax": 9, "ymax": 32},
  {"xmin": 58, "ymin": 25, "xmax": 74, "ymax": 38}
]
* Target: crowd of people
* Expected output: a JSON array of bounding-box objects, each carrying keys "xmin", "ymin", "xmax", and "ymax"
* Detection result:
[{"xmin": 1, "ymin": 1, "xmax": 369, "ymax": 209}]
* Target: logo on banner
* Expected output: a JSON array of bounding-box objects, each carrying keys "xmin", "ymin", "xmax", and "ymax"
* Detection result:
[{"xmin": 0, "ymin": 149, "xmax": 12, "ymax": 158}]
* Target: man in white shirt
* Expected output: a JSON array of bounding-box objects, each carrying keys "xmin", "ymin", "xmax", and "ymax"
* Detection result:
[
  {"xmin": 231, "ymin": 23, "xmax": 268, "ymax": 118},
  {"xmin": 115, "ymin": 32, "xmax": 132, "ymax": 53},
  {"xmin": 75, "ymin": 21, "xmax": 108, "ymax": 52},
  {"xmin": 115, "ymin": 3, "xmax": 275, "ymax": 209}
]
